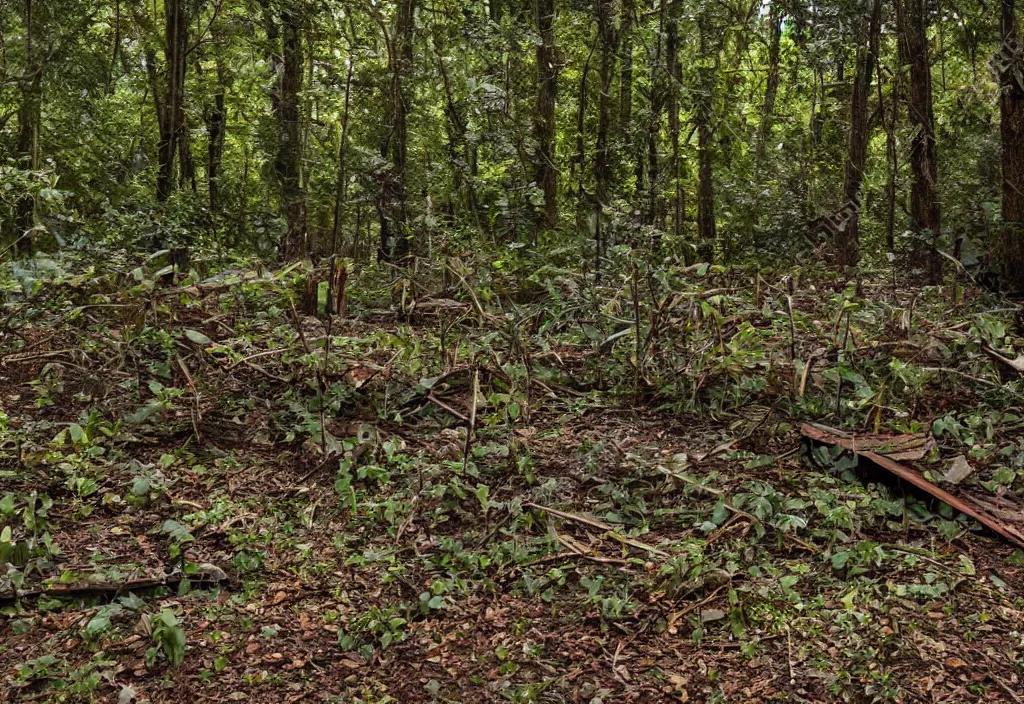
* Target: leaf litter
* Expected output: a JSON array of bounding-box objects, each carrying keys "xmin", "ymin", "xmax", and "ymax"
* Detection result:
[{"xmin": 2, "ymin": 254, "xmax": 1024, "ymax": 702}]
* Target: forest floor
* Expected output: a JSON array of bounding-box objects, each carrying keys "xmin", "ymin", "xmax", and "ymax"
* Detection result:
[{"xmin": 3, "ymin": 252, "xmax": 1024, "ymax": 703}]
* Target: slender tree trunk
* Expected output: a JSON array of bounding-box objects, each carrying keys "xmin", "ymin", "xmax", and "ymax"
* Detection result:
[
  {"xmin": 178, "ymin": 114, "xmax": 196, "ymax": 193},
  {"xmin": 757, "ymin": 0, "xmax": 783, "ymax": 160},
  {"xmin": 646, "ymin": 0, "xmax": 665, "ymax": 236},
  {"xmin": 835, "ymin": 0, "xmax": 882, "ymax": 273},
  {"xmin": 207, "ymin": 59, "xmax": 226, "ymax": 213},
  {"xmin": 882, "ymin": 60, "xmax": 899, "ymax": 254},
  {"xmin": 666, "ymin": 1, "xmax": 682, "ymax": 246},
  {"xmin": 379, "ymin": 0, "xmax": 415, "ymax": 262},
  {"xmin": 904, "ymin": 0, "xmax": 941, "ymax": 282},
  {"xmin": 618, "ymin": 0, "xmax": 635, "ymax": 194},
  {"xmin": 156, "ymin": 0, "xmax": 187, "ymax": 203},
  {"xmin": 572, "ymin": 33, "xmax": 595, "ymax": 196},
  {"xmin": 331, "ymin": 59, "xmax": 354, "ymax": 255},
  {"xmin": 534, "ymin": 0, "xmax": 558, "ymax": 234},
  {"xmin": 595, "ymin": 0, "xmax": 618, "ymax": 265},
  {"xmin": 695, "ymin": 16, "xmax": 717, "ymax": 261},
  {"xmin": 276, "ymin": 10, "xmax": 307, "ymax": 260},
  {"xmin": 1000, "ymin": 0, "xmax": 1024, "ymax": 291},
  {"xmin": 13, "ymin": 0, "xmax": 41, "ymax": 256}
]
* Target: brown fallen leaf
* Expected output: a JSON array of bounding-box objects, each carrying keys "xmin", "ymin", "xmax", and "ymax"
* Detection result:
[{"xmin": 340, "ymin": 657, "xmax": 364, "ymax": 670}]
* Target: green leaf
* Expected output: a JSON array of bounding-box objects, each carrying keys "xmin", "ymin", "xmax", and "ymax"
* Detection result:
[
  {"xmin": 184, "ymin": 329, "xmax": 212, "ymax": 345},
  {"xmin": 131, "ymin": 477, "xmax": 151, "ymax": 496},
  {"xmin": 125, "ymin": 401, "xmax": 161, "ymax": 424}
]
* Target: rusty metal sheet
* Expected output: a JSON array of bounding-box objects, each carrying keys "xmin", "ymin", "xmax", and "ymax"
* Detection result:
[{"xmin": 801, "ymin": 423, "xmax": 1024, "ymax": 549}]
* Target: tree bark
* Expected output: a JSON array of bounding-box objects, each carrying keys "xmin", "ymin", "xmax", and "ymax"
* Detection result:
[
  {"xmin": 379, "ymin": 0, "xmax": 415, "ymax": 262},
  {"xmin": 881, "ymin": 59, "xmax": 899, "ymax": 254},
  {"xmin": 695, "ymin": 15, "xmax": 717, "ymax": 261},
  {"xmin": 756, "ymin": 0, "xmax": 783, "ymax": 160},
  {"xmin": 13, "ymin": 0, "xmax": 41, "ymax": 256},
  {"xmin": 277, "ymin": 10, "xmax": 307, "ymax": 260},
  {"xmin": 207, "ymin": 61, "xmax": 226, "ymax": 213},
  {"xmin": 646, "ymin": 0, "xmax": 665, "ymax": 236},
  {"xmin": 595, "ymin": 0, "xmax": 618, "ymax": 264},
  {"xmin": 618, "ymin": 0, "xmax": 635, "ymax": 194},
  {"xmin": 904, "ymin": 0, "xmax": 941, "ymax": 282},
  {"xmin": 534, "ymin": 0, "xmax": 558, "ymax": 233},
  {"xmin": 1000, "ymin": 0, "xmax": 1024, "ymax": 291},
  {"xmin": 666, "ymin": 1, "xmax": 682, "ymax": 247},
  {"xmin": 331, "ymin": 59, "xmax": 354, "ymax": 256},
  {"xmin": 156, "ymin": 0, "xmax": 187, "ymax": 203},
  {"xmin": 835, "ymin": 0, "xmax": 882, "ymax": 273}
]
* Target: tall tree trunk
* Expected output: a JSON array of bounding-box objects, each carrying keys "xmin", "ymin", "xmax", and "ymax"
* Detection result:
[
  {"xmin": 277, "ymin": 10, "xmax": 307, "ymax": 260},
  {"xmin": 835, "ymin": 0, "xmax": 882, "ymax": 274},
  {"xmin": 207, "ymin": 59, "xmax": 226, "ymax": 213},
  {"xmin": 534, "ymin": 0, "xmax": 558, "ymax": 234},
  {"xmin": 13, "ymin": 0, "xmax": 41, "ymax": 256},
  {"xmin": 595, "ymin": 0, "xmax": 618, "ymax": 264},
  {"xmin": 331, "ymin": 59, "xmax": 354, "ymax": 255},
  {"xmin": 178, "ymin": 115, "xmax": 196, "ymax": 193},
  {"xmin": 618, "ymin": 0, "xmax": 635, "ymax": 194},
  {"xmin": 695, "ymin": 16, "xmax": 717, "ymax": 261},
  {"xmin": 1000, "ymin": 0, "xmax": 1024, "ymax": 291},
  {"xmin": 904, "ymin": 0, "xmax": 941, "ymax": 282},
  {"xmin": 646, "ymin": 0, "xmax": 665, "ymax": 236},
  {"xmin": 156, "ymin": 0, "xmax": 187, "ymax": 203},
  {"xmin": 571, "ymin": 33, "xmax": 595, "ymax": 195},
  {"xmin": 882, "ymin": 59, "xmax": 899, "ymax": 254},
  {"xmin": 666, "ymin": 1, "xmax": 682, "ymax": 247},
  {"xmin": 379, "ymin": 0, "xmax": 415, "ymax": 262},
  {"xmin": 756, "ymin": 0, "xmax": 783, "ymax": 160}
]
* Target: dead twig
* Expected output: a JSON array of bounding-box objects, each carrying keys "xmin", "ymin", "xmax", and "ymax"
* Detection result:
[{"xmin": 524, "ymin": 501, "xmax": 670, "ymax": 558}]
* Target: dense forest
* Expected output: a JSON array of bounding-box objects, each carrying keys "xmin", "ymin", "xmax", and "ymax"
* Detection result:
[
  {"xmin": 0, "ymin": 0, "xmax": 1020, "ymax": 282},
  {"xmin": 6, "ymin": 1, "xmax": 1024, "ymax": 703}
]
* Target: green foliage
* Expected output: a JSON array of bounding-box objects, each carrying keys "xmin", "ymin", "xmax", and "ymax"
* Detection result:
[{"xmin": 146, "ymin": 609, "xmax": 187, "ymax": 667}]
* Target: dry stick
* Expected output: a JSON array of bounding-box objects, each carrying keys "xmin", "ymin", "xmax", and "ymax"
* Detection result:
[
  {"xmin": 786, "ymin": 625, "xmax": 796, "ymax": 684},
  {"xmin": 520, "ymin": 551, "xmax": 630, "ymax": 568},
  {"xmin": 320, "ymin": 312, "xmax": 335, "ymax": 456},
  {"xmin": 786, "ymin": 294, "xmax": 796, "ymax": 362},
  {"xmin": 427, "ymin": 391, "xmax": 469, "ymax": 422},
  {"xmin": 446, "ymin": 263, "xmax": 487, "ymax": 325},
  {"xmin": 632, "ymin": 262, "xmax": 642, "ymax": 399},
  {"xmin": 667, "ymin": 583, "xmax": 729, "ymax": 624},
  {"xmin": 524, "ymin": 501, "xmax": 670, "ymax": 558},
  {"xmin": 919, "ymin": 366, "xmax": 1001, "ymax": 388},
  {"xmin": 176, "ymin": 355, "xmax": 201, "ymax": 444},
  {"xmin": 461, "ymin": 368, "xmax": 479, "ymax": 474},
  {"xmin": 226, "ymin": 347, "xmax": 288, "ymax": 369},
  {"xmin": 835, "ymin": 309, "xmax": 852, "ymax": 420},
  {"xmin": 797, "ymin": 354, "xmax": 816, "ymax": 397}
]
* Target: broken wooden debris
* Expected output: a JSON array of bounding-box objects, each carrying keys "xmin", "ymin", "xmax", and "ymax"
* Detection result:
[
  {"xmin": 800, "ymin": 423, "xmax": 1024, "ymax": 549},
  {"xmin": 0, "ymin": 563, "xmax": 229, "ymax": 604}
]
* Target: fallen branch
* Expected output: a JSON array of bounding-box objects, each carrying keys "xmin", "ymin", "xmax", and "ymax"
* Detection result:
[
  {"xmin": 524, "ymin": 501, "xmax": 670, "ymax": 558},
  {"xmin": 1, "ymin": 565, "xmax": 228, "ymax": 605},
  {"xmin": 801, "ymin": 423, "xmax": 1024, "ymax": 549}
]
